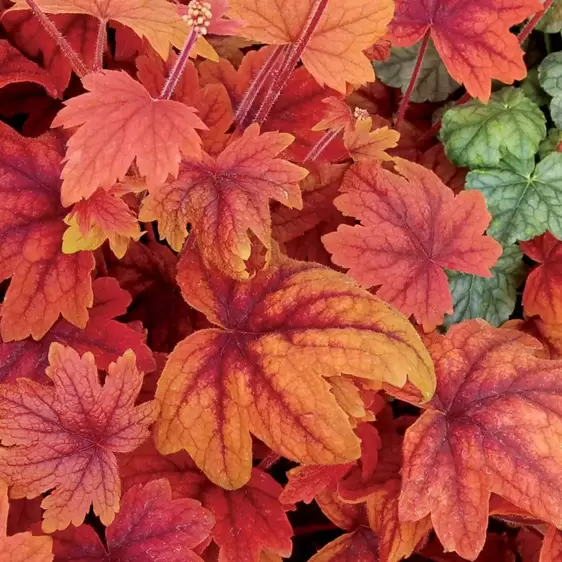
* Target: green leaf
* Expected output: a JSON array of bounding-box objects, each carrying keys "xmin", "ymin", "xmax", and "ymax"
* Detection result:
[
  {"xmin": 445, "ymin": 245, "xmax": 527, "ymax": 328},
  {"xmin": 440, "ymin": 87, "xmax": 546, "ymax": 169},
  {"xmin": 537, "ymin": 0, "xmax": 562, "ymax": 33},
  {"xmin": 539, "ymin": 52, "xmax": 562, "ymax": 97},
  {"xmin": 373, "ymin": 39, "xmax": 459, "ymax": 103},
  {"xmin": 465, "ymin": 152, "xmax": 562, "ymax": 244},
  {"xmin": 520, "ymin": 68, "xmax": 550, "ymax": 108},
  {"xmin": 539, "ymin": 129, "xmax": 562, "ymax": 159}
]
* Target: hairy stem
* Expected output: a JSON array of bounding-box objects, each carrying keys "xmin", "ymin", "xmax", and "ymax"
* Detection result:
[
  {"xmin": 304, "ymin": 127, "xmax": 343, "ymax": 162},
  {"xmin": 518, "ymin": 0, "xmax": 554, "ymax": 44},
  {"xmin": 25, "ymin": 0, "xmax": 88, "ymax": 77},
  {"xmin": 160, "ymin": 28, "xmax": 198, "ymax": 100},
  {"xmin": 395, "ymin": 30, "xmax": 430, "ymax": 128},
  {"xmin": 235, "ymin": 45, "xmax": 286, "ymax": 128},
  {"xmin": 93, "ymin": 21, "xmax": 107, "ymax": 72},
  {"xmin": 253, "ymin": 0, "xmax": 329, "ymax": 125}
]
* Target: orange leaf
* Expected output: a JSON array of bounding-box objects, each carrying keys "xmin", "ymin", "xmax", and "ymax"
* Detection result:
[
  {"xmin": 308, "ymin": 527, "xmax": 380, "ymax": 561},
  {"xmin": 0, "ymin": 480, "xmax": 53, "ymax": 562},
  {"xmin": 505, "ymin": 317, "xmax": 562, "ymax": 360},
  {"xmin": 521, "ymin": 232, "xmax": 562, "ymax": 324},
  {"xmin": 228, "ymin": 0, "xmax": 394, "ymax": 93},
  {"xmin": 0, "ymin": 344, "xmax": 158, "ymax": 532},
  {"xmin": 52, "ymin": 479, "xmax": 214, "ymax": 561},
  {"xmin": 139, "ymin": 124, "xmax": 307, "ymax": 279},
  {"xmin": 399, "ymin": 319, "xmax": 562, "ymax": 560},
  {"xmin": 540, "ymin": 527, "xmax": 562, "ymax": 562},
  {"xmin": 387, "ymin": 0, "xmax": 541, "ymax": 102},
  {"xmin": 323, "ymin": 158, "xmax": 502, "ymax": 331},
  {"xmin": 154, "ymin": 240, "xmax": 435, "ymax": 489},
  {"xmin": 63, "ymin": 186, "xmax": 143, "ymax": 258},
  {"xmin": 8, "ymin": 0, "xmax": 190, "ymax": 59},
  {"xmin": 52, "ymin": 70, "xmax": 206, "ymax": 206},
  {"xmin": 0, "ymin": 123, "xmax": 94, "ymax": 342},
  {"xmin": 343, "ymin": 117, "xmax": 400, "ymax": 162}
]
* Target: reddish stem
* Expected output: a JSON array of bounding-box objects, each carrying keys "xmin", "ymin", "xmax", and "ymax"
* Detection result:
[
  {"xmin": 304, "ymin": 127, "xmax": 343, "ymax": 162},
  {"xmin": 160, "ymin": 28, "xmax": 198, "ymax": 100},
  {"xmin": 256, "ymin": 452, "xmax": 281, "ymax": 471},
  {"xmin": 25, "ymin": 0, "xmax": 88, "ymax": 78},
  {"xmin": 253, "ymin": 0, "xmax": 329, "ymax": 125},
  {"xmin": 395, "ymin": 30, "xmax": 430, "ymax": 128},
  {"xmin": 235, "ymin": 45, "xmax": 286, "ymax": 128},
  {"xmin": 93, "ymin": 21, "xmax": 106, "ymax": 72},
  {"xmin": 518, "ymin": 0, "xmax": 554, "ymax": 44}
]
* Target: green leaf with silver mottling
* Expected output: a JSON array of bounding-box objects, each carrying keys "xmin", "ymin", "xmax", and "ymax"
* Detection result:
[
  {"xmin": 445, "ymin": 245, "xmax": 527, "ymax": 327},
  {"xmin": 537, "ymin": 0, "xmax": 562, "ymax": 33},
  {"xmin": 539, "ymin": 129, "xmax": 562, "ymax": 159},
  {"xmin": 440, "ymin": 87, "xmax": 546, "ymax": 169},
  {"xmin": 465, "ymin": 152, "xmax": 562, "ymax": 244},
  {"xmin": 520, "ymin": 68, "xmax": 550, "ymax": 108},
  {"xmin": 373, "ymin": 39, "xmax": 459, "ymax": 103},
  {"xmin": 539, "ymin": 52, "xmax": 562, "ymax": 128}
]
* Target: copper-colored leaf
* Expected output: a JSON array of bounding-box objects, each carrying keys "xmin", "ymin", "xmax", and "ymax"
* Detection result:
[{"xmin": 308, "ymin": 527, "xmax": 380, "ymax": 561}]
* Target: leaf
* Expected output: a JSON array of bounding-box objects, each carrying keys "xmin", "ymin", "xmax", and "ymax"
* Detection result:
[
  {"xmin": 539, "ymin": 52, "xmax": 562, "ymax": 128},
  {"xmin": 8, "ymin": 0, "xmax": 189, "ymax": 59},
  {"xmin": 387, "ymin": 0, "xmax": 541, "ymax": 101},
  {"xmin": 539, "ymin": 129, "xmax": 562, "ymax": 159},
  {"xmin": 308, "ymin": 527, "xmax": 380, "ymax": 562},
  {"xmin": 0, "ymin": 39, "xmax": 59, "ymax": 98},
  {"xmin": 541, "ymin": 527, "xmax": 562, "ymax": 562},
  {"xmin": 119, "ymin": 441, "xmax": 293, "ymax": 562},
  {"xmin": 445, "ymin": 244, "xmax": 527, "ymax": 327},
  {"xmin": 521, "ymin": 231, "xmax": 562, "ymax": 323},
  {"xmin": 0, "ymin": 480, "xmax": 53, "ymax": 562},
  {"xmin": 0, "ymin": 277, "xmax": 156, "ymax": 384},
  {"xmin": 465, "ymin": 152, "xmax": 562, "ymax": 244},
  {"xmin": 2, "ymin": 12, "xmax": 97, "ymax": 94},
  {"xmin": 0, "ymin": 344, "xmax": 158, "ymax": 532},
  {"xmin": 52, "ymin": 479, "xmax": 214, "ymax": 562},
  {"xmin": 504, "ymin": 316, "xmax": 562, "ymax": 359},
  {"xmin": 62, "ymin": 186, "xmax": 143, "ymax": 259},
  {"xmin": 228, "ymin": 0, "xmax": 394, "ymax": 93},
  {"xmin": 343, "ymin": 118, "xmax": 400, "ymax": 162},
  {"xmin": 139, "ymin": 124, "xmax": 307, "ymax": 279},
  {"xmin": 154, "ymin": 240, "xmax": 435, "ymax": 489},
  {"xmin": 373, "ymin": 39, "xmax": 459, "ymax": 103},
  {"xmin": 0, "ymin": 123, "xmax": 94, "ymax": 342},
  {"xmin": 323, "ymin": 158, "xmax": 502, "ymax": 331},
  {"xmin": 537, "ymin": 0, "xmax": 562, "ymax": 32},
  {"xmin": 399, "ymin": 320, "xmax": 562, "ymax": 560},
  {"xmin": 52, "ymin": 70, "xmax": 206, "ymax": 206},
  {"xmin": 440, "ymin": 88, "xmax": 546, "ymax": 169}
]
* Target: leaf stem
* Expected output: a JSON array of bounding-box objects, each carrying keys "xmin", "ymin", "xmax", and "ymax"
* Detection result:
[
  {"xmin": 160, "ymin": 27, "xmax": 198, "ymax": 100},
  {"xmin": 395, "ymin": 31, "xmax": 430, "ymax": 128},
  {"xmin": 24, "ymin": 0, "xmax": 88, "ymax": 78},
  {"xmin": 93, "ymin": 21, "xmax": 106, "ymax": 72},
  {"xmin": 518, "ymin": 0, "xmax": 554, "ymax": 44},
  {"xmin": 235, "ymin": 45, "xmax": 286, "ymax": 129},
  {"xmin": 253, "ymin": 0, "xmax": 329, "ymax": 125},
  {"xmin": 304, "ymin": 127, "xmax": 343, "ymax": 162}
]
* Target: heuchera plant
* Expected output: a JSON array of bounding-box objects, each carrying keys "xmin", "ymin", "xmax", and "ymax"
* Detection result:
[{"xmin": 2, "ymin": 0, "xmax": 562, "ymax": 560}]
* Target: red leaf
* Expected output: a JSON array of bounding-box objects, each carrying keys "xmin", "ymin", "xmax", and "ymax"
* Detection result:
[
  {"xmin": 387, "ymin": 0, "xmax": 542, "ymax": 101},
  {"xmin": 540, "ymin": 527, "xmax": 562, "ymax": 562},
  {"xmin": 53, "ymin": 479, "xmax": 214, "ymax": 562},
  {"xmin": 0, "ymin": 123, "xmax": 94, "ymax": 341},
  {"xmin": 0, "ymin": 344, "xmax": 157, "ymax": 532},
  {"xmin": 308, "ymin": 527, "xmax": 380, "ymax": 562},
  {"xmin": 323, "ymin": 158, "xmax": 501, "ymax": 331},
  {"xmin": 399, "ymin": 320, "xmax": 562, "ymax": 559}
]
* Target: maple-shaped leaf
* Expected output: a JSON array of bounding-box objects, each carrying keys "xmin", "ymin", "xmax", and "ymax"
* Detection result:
[
  {"xmin": 0, "ymin": 277, "xmax": 156, "ymax": 384},
  {"xmin": 8, "ymin": 0, "xmax": 189, "ymax": 60},
  {"xmin": 308, "ymin": 527, "xmax": 380, "ymax": 561},
  {"xmin": 0, "ymin": 123, "xmax": 94, "ymax": 342},
  {"xmin": 541, "ymin": 527, "xmax": 562, "ymax": 562},
  {"xmin": 440, "ymin": 88, "xmax": 546, "ymax": 169},
  {"xmin": 154, "ymin": 239, "xmax": 435, "ymax": 489},
  {"xmin": 52, "ymin": 479, "xmax": 214, "ymax": 562},
  {"xmin": 0, "ymin": 480, "xmax": 53, "ymax": 562},
  {"xmin": 119, "ymin": 441, "xmax": 293, "ymax": 562},
  {"xmin": 466, "ymin": 152, "xmax": 562, "ymax": 245},
  {"xmin": 399, "ymin": 319, "xmax": 562, "ymax": 560},
  {"xmin": 343, "ymin": 117, "xmax": 400, "ymax": 162},
  {"xmin": 63, "ymin": 186, "xmax": 143, "ymax": 259},
  {"xmin": 446, "ymin": 244, "xmax": 527, "ymax": 327},
  {"xmin": 0, "ymin": 344, "xmax": 158, "ymax": 532},
  {"xmin": 387, "ymin": 0, "xmax": 541, "ymax": 102},
  {"xmin": 2, "ymin": 12, "xmax": 97, "ymax": 94},
  {"xmin": 0, "ymin": 39, "xmax": 59, "ymax": 98},
  {"xmin": 52, "ymin": 70, "xmax": 206, "ymax": 206},
  {"xmin": 374, "ymin": 39, "xmax": 459, "ymax": 103},
  {"xmin": 139, "ymin": 124, "xmax": 307, "ymax": 279},
  {"xmin": 228, "ymin": 0, "xmax": 394, "ymax": 93},
  {"xmin": 323, "ymin": 158, "xmax": 502, "ymax": 331}
]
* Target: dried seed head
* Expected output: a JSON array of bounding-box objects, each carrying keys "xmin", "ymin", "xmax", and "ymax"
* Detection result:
[{"xmin": 182, "ymin": 0, "xmax": 213, "ymax": 35}]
